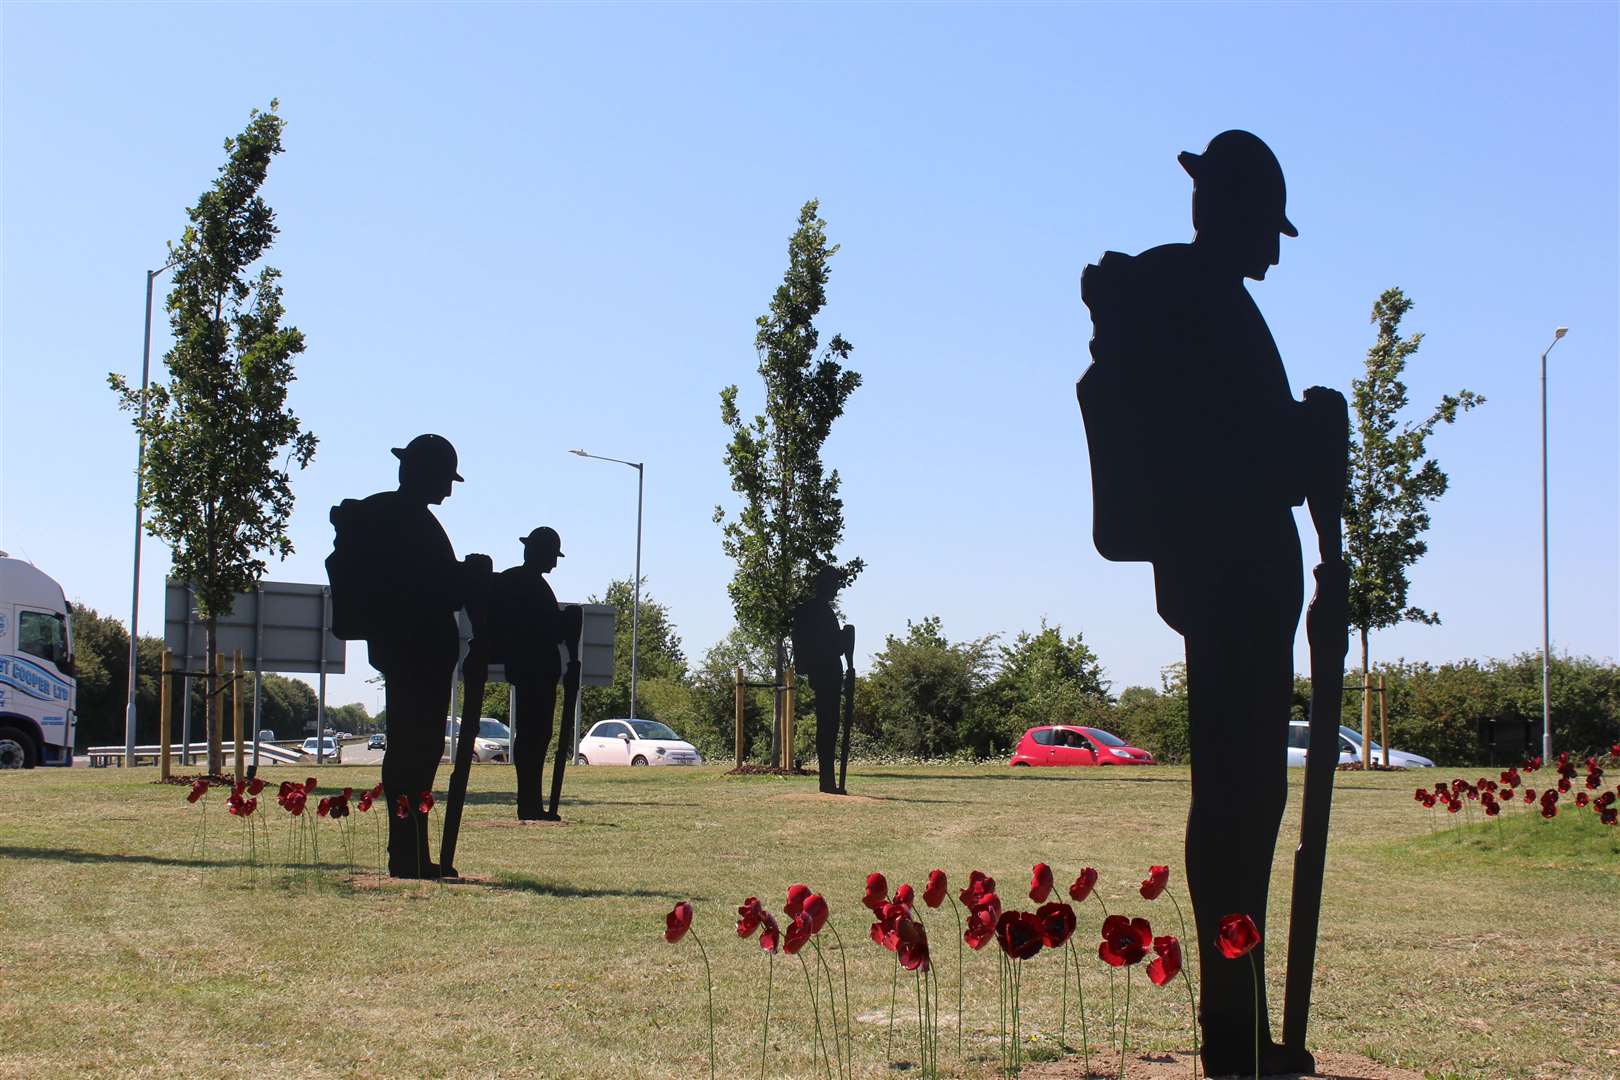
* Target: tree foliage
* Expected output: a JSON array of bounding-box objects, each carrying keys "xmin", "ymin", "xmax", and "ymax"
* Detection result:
[
  {"xmin": 985, "ymin": 622, "xmax": 1111, "ymax": 746},
  {"xmin": 581, "ymin": 578, "xmax": 687, "ymax": 724},
  {"xmin": 1344, "ymin": 287, "xmax": 1482, "ymax": 675},
  {"xmin": 861, "ymin": 617, "xmax": 998, "ymax": 758},
  {"xmin": 715, "ymin": 200, "xmax": 863, "ymax": 679},
  {"xmin": 110, "ymin": 101, "xmax": 315, "ymax": 772}
]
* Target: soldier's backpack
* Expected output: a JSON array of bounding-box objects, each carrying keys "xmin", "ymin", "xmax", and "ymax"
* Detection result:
[
  {"xmin": 325, "ymin": 499, "xmax": 386, "ymax": 642},
  {"xmin": 1077, "ymin": 250, "xmax": 1165, "ymax": 565}
]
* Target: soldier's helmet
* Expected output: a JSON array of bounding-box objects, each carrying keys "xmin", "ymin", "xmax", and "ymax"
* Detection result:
[
  {"xmin": 519, "ymin": 526, "xmax": 565, "ymax": 559},
  {"xmin": 1178, "ymin": 130, "xmax": 1297, "ymax": 238},
  {"xmin": 391, "ymin": 433, "xmax": 464, "ymax": 483}
]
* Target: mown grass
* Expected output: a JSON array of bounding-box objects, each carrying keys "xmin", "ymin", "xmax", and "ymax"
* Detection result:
[{"xmin": 0, "ymin": 764, "xmax": 1613, "ymax": 1079}]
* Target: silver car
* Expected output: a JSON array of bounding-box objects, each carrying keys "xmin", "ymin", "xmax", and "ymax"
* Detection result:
[{"xmin": 1285, "ymin": 721, "xmax": 1433, "ymax": 767}]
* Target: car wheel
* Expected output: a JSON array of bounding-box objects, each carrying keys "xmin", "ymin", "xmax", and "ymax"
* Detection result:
[
  {"xmin": 0, "ymin": 726, "xmax": 37, "ymax": 769},
  {"xmin": 631, "ymin": 755, "xmax": 648, "ymax": 767},
  {"xmin": 575, "ymin": 754, "xmax": 588, "ymax": 766},
  {"xmin": 1011, "ymin": 761, "xmax": 1031, "ymax": 767}
]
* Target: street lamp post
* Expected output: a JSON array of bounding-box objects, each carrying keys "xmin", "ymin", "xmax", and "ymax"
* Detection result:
[
  {"xmin": 1539, "ymin": 326, "xmax": 1568, "ymax": 765},
  {"xmin": 569, "ymin": 449, "xmax": 644, "ymax": 720},
  {"xmin": 125, "ymin": 259, "xmax": 178, "ymax": 767}
]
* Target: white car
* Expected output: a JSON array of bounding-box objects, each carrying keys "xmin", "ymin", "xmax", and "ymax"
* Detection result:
[
  {"xmin": 1285, "ymin": 721, "xmax": 1434, "ymax": 768},
  {"xmin": 575, "ymin": 719, "xmax": 702, "ymax": 766},
  {"xmin": 301, "ymin": 736, "xmax": 342, "ymax": 762},
  {"xmin": 444, "ymin": 717, "xmax": 512, "ymax": 763}
]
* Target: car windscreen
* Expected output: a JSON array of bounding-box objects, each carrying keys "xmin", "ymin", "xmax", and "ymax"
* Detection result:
[
  {"xmin": 479, "ymin": 720, "xmax": 511, "ymax": 739},
  {"xmin": 1082, "ymin": 728, "xmax": 1127, "ymax": 747},
  {"xmin": 630, "ymin": 721, "xmax": 680, "ymax": 740}
]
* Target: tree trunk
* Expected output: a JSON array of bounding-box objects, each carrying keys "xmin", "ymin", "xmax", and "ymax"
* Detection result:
[
  {"xmin": 772, "ymin": 638, "xmax": 785, "ymax": 768},
  {"xmin": 1359, "ymin": 628, "xmax": 1371, "ymax": 770}
]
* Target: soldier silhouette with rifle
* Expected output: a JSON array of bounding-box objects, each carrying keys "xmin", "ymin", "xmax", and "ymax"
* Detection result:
[
  {"xmin": 791, "ymin": 567, "xmax": 855, "ymax": 794},
  {"xmin": 1080, "ymin": 130, "xmax": 1349, "ymax": 1076},
  {"xmin": 327, "ymin": 434, "xmax": 492, "ymax": 879},
  {"xmin": 490, "ymin": 527, "xmax": 582, "ymax": 821}
]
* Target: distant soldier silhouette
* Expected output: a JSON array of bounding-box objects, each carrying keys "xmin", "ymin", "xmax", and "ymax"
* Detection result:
[
  {"xmin": 327, "ymin": 434, "xmax": 491, "ymax": 878},
  {"xmin": 1080, "ymin": 131, "xmax": 1345, "ymax": 1076},
  {"xmin": 491, "ymin": 527, "xmax": 581, "ymax": 821},
  {"xmin": 791, "ymin": 567, "xmax": 854, "ymax": 794}
]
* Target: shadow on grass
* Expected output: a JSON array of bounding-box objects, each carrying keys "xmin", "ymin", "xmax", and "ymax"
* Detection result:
[
  {"xmin": 0, "ymin": 844, "xmax": 351, "ymax": 872},
  {"xmin": 487, "ymin": 871, "xmax": 684, "ymax": 901},
  {"xmin": 856, "ymin": 770, "xmax": 1191, "ymax": 785},
  {"xmin": 455, "ymin": 791, "xmax": 700, "ymax": 809}
]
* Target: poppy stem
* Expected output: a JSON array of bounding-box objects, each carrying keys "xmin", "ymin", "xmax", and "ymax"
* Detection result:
[
  {"xmin": 1070, "ymin": 941, "xmax": 1090, "ymax": 1079},
  {"xmin": 1249, "ymin": 953, "xmax": 1259, "ymax": 1080},
  {"xmin": 798, "ymin": 953, "xmax": 832, "ymax": 1080},
  {"xmin": 814, "ymin": 940, "xmax": 844, "ymax": 1080},
  {"xmin": 887, "ymin": 950, "xmax": 899, "ymax": 1062},
  {"xmin": 915, "ymin": 967, "xmax": 924, "ymax": 1076},
  {"xmin": 761, "ymin": 953, "xmax": 773, "ymax": 1080},
  {"xmin": 1169, "ymin": 893, "xmax": 1199, "ymax": 1078},
  {"xmin": 691, "ymin": 929, "xmax": 716, "ymax": 1080},
  {"xmin": 946, "ymin": 894, "xmax": 963, "ymax": 1060},
  {"xmin": 827, "ymin": 924, "xmax": 853, "ymax": 1080},
  {"xmin": 1119, "ymin": 965, "xmax": 1131, "ymax": 1080},
  {"xmin": 1060, "ymin": 934, "xmax": 1068, "ymax": 1049}
]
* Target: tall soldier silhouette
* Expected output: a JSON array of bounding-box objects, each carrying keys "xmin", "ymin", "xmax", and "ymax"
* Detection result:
[
  {"xmin": 791, "ymin": 567, "xmax": 854, "ymax": 794},
  {"xmin": 327, "ymin": 434, "xmax": 491, "ymax": 878},
  {"xmin": 490, "ymin": 527, "xmax": 581, "ymax": 821},
  {"xmin": 1080, "ymin": 131, "xmax": 1345, "ymax": 1076}
]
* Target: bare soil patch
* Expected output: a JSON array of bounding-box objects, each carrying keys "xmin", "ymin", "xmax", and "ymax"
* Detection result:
[{"xmin": 1023, "ymin": 1048, "xmax": 1423, "ymax": 1079}]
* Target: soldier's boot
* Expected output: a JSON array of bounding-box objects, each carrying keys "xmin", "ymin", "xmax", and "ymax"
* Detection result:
[{"xmin": 387, "ymin": 808, "xmax": 443, "ymax": 879}]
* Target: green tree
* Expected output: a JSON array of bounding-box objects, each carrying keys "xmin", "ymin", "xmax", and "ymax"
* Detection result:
[
  {"xmin": 986, "ymin": 621, "xmax": 1111, "ymax": 746},
  {"xmin": 1113, "ymin": 664, "xmax": 1192, "ymax": 763},
  {"xmin": 715, "ymin": 199, "xmax": 863, "ymax": 740},
  {"xmin": 690, "ymin": 627, "xmax": 776, "ymax": 762},
  {"xmin": 863, "ymin": 617, "xmax": 997, "ymax": 758},
  {"xmin": 1344, "ymin": 287, "xmax": 1481, "ymax": 765},
  {"xmin": 581, "ymin": 578, "xmax": 687, "ymax": 725},
  {"xmin": 62, "ymin": 604, "xmax": 166, "ymax": 749},
  {"xmin": 110, "ymin": 102, "xmax": 315, "ymax": 774}
]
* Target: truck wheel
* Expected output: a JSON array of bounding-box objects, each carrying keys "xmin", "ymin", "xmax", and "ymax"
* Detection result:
[{"xmin": 0, "ymin": 726, "xmax": 37, "ymax": 769}]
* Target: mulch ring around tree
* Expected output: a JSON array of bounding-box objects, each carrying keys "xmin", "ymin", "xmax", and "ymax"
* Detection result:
[
  {"xmin": 156, "ymin": 773, "xmax": 236, "ymax": 786},
  {"xmin": 724, "ymin": 764, "xmax": 813, "ymax": 777},
  {"xmin": 1022, "ymin": 1048, "xmax": 1424, "ymax": 1079}
]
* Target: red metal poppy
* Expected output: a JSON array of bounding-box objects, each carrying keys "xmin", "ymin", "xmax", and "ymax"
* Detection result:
[
  {"xmin": 664, "ymin": 901, "xmax": 693, "ymax": 944},
  {"xmin": 737, "ymin": 897, "xmax": 765, "ymax": 938},
  {"xmin": 1098, "ymin": 914, "xmax": 1152, "ymax": 966},
  {"xmin": 1147, "ymin": 934, "xmax": 1182, "ymax": 986},
  {"xmin": 317, "ymin": 798, "xmax": 331, "ymax": 818},
  {"xmin": 1484, "ymin": 799, "xmax": 1500, "ymax": 817},
  {"xmin": 370, "ymin": 783, "xmax": 384, "ymax": 800},
  {"xmin": 1034, "ymin": 902, "xmax": 1077, "ymax": 948},
  {"xmin": 1139, "ymin": 865, "xmax": 1170, "ymax": 900},
  {"xmin": 394, "ymin": 795, "xmax": 409, "ymax": 820},
  {"xmin": 1069, "ymin": 867, "xmax": 1099, "ymax": 903},
  {"xmin": 758, "ymin": 911, "xmax": 781, "ymax": 953},
  {"xmin": 1216, "ymin": 913, "xmax": 1261, "ymax": 959},
  {"xmin": 959, "ymin": 870, "xmax": 996, "ymax": 909},
  {"xmin": 785, "ymin": 883, "xmax": 811, "ymax": 918},
  {"xmin": 187, "ymin": 780, "xmax": 209, "ymax": 804},
  {"xmin": 872, "ymin": 901, "xmax": 908, "ymax": 951},
  {"xmin": 996, "ymin": 910, "xmax": 1043, "ymax": 961},
  {"xmin": 1029, "ymin": 862, "xmax": 1054, "ymax": 902},
  {"xmin": 1576, "ymin": 792, "xmax": 1590, "ymax": 808},
  {"xmin": 1602, "ymin": 808, "xmax": 1618, "ymax": 826},
  {"xmin": 964, "ymin": 904, "xmax": 997, "ymax": 951},
  {"xmin": 247, "ymin": 778, "xmax": 266, "ymax": 796},
  {"xmin": 804, "ymin": 893, "xmax": 829, "ymax": 935},
  {"xmin": 783, "ymin": 911, "xmax": 814, "ymax": 955},
  {"xmin": 304, "ymin": 777, "xmax": 318, "ymax": 793},
  {"xmin": 357, "ymin": 793, "xmax": 373, "ymax": 813},
  {"xmin": 896, "ymin": 917, "xmax": 930, "ymax": 972},
  {"xmin": 894, "ymin": 883, "xmax": 915, "ymax": 913},
  {"xmin": 862, "ymin": 872, "xmax": 889, "ymax": 912},
  {"xmin": 923, "ymin": 869, "xmax": 948, "ymax": 908}
]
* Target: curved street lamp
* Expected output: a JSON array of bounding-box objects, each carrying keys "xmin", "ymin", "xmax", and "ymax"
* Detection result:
[{"xmin": 569, "ymin": 449, "xmax": 643, "ymax": 719}]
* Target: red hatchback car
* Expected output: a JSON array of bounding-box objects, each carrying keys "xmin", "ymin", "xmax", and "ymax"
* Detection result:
[{"xmin": 1009, "ymin": 725, "xmax": 1156, "ymax": 767}]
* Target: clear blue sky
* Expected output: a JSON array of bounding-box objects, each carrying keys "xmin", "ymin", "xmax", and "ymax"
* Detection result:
[{"xmin": 4, "ymin": 2, "xmax": 1616, "ymax": 713}]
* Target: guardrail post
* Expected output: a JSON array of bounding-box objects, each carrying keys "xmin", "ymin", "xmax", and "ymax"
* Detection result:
[
  {"xmin": 159, "ymin": 650, "xmax": 172, "ymax": 780},
  {"xmin": 734, "ymin": 666, "xmax": 744, "ymax": 769},
  {"xmin": 233, "ymin": 651, "xmax": 244, "ymax": 785}
]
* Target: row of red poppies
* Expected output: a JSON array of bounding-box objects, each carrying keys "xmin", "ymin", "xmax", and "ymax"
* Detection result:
[{"xmin": 1414, "ymin": 750, "xmax": 1618, "ymax": 825}]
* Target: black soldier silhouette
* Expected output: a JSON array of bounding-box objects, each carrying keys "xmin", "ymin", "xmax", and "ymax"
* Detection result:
[
  {"xmin": 1080, "ymin": 131, "xmax": 1349, "ymax": 1075},
  {"xmin": 791, "ymin": 567, "xmax": 855, "ymax": 794},
  {"xmin": 327, "ymin": 434, "xmax": 492, "ymax": 878},
  {"xmin": 490, "ymin": 527, "xmax": 582, "ymax": 821}
]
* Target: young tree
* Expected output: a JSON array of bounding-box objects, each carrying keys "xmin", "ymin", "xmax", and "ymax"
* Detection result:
[
  {"xmin": 985, "ymin": 621, "xmax": 1111, "ymax": 745},
  {"xmin": 863, "ymin": 617, "xmax": 997, "ymax": 758},
  {"xmin": 1344, "ymin": 287, "xmax": 1481, "ymax": 765},
  {"xmin": 715, "ymin": 200, "xmax": 863, "ymax": 742},
  {"xmin": 111, "ymin": 101, "xmax": 315, "ymax": 774}
]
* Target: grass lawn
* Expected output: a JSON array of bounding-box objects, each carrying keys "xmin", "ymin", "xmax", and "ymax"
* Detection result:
[{"xmin": 0, "ymin": 763, "xmax": 1614, "ymax": 1079}]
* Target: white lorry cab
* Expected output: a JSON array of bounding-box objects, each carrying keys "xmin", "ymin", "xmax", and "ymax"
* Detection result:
[{"xmin": 0, "ymin": 554, "xmax": 77, "ymax": 768}]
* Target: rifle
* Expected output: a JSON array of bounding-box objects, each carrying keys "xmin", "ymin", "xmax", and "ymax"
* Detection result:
[
  {"xmin": 838, "ymin": 624, "xmax": 855, "ymax": 794},
  {"xmin": 439, "ymin": 560, "xmax": 493, "ymax": 877},
  {"xmin": 548, "ymin": 606, "xmax": 584, "ymax": 818},
  {"xmin": 1283, "ymin": 387, "xmax": 1350, "ymax": 1053}
]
